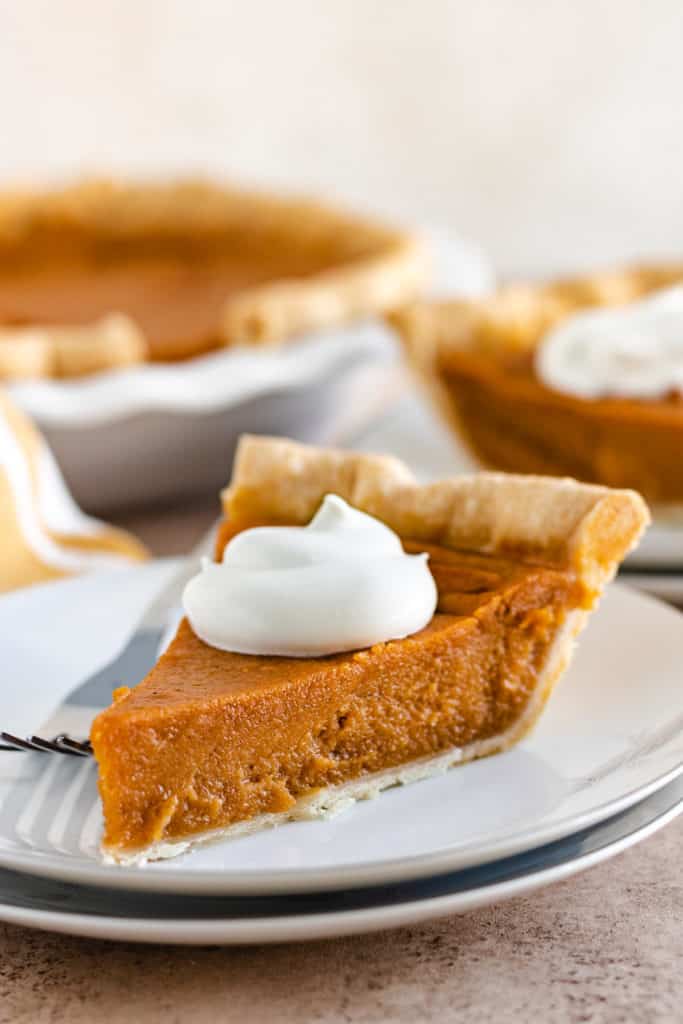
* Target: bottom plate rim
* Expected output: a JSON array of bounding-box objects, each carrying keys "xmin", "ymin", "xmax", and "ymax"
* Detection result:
[{"xmin": 0, "ymin": 778, "xmax": 678, "ymax": 946}]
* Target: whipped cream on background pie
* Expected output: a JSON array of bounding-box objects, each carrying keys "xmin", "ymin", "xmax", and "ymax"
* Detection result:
[{"xmin": 536, "ymin": 285, "xmax": 683, "ymax": 400}]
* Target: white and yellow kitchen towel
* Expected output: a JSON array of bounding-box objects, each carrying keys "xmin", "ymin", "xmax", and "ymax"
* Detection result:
[{"xmin": 0, "ymin": 389, "xmax": 147, "ymax": 592}]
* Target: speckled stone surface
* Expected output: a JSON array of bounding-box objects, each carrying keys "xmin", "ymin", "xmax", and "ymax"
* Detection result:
[{"xmin": 0, "ymin": 817, "xmax": 680, "ymax": 1024}]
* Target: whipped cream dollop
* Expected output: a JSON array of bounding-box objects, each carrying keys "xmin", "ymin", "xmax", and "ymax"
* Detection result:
[
  {"xmin": 535, "ymin": 285, "xmax": 683, "ymax": 400},
  {"xmin": 183, "ymin": 494, "xmax": 437, "ymax": 657}
]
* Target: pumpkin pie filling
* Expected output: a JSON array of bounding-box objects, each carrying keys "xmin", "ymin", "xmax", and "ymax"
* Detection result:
[
  {"xmin": 438, "ymin": 349, "xmax": 683, "ymax": 503},
  {"xmin": 93, "ymin": 542, "xmax": 577, "ymax": 855},
  {"xmin": 90, "ymin": 436, "xmax": 648, "ymax": 863},
  {"xmin": 0, "ymin": 254, "xmax": 324, "ymax": 363}
]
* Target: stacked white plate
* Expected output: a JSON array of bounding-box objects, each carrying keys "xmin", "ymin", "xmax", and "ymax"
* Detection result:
[{"xmin": 0, "ymin": 562, "xmax": 681, "ymax": 944}]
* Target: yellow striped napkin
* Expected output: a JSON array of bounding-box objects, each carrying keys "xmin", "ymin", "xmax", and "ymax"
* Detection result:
[{"xmin": 0, "ymin": 389, "xmax": 147, "ymax": 593}]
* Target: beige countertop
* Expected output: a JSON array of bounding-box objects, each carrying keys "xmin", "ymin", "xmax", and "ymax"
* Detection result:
[
  {"xmin": 0, "ymin": 501, "xmax": 680, "ymax": 1023},
  {"xmin": 1, "ymin": 818, "xmax": 680, "ymax": 1023}
]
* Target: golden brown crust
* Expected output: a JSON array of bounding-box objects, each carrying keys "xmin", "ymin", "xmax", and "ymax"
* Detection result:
[
  {"xmin": 0, "ymin": 179, "xmax": 428, "ymax": 378},
  {"xmin": 223, "ymin": 435, "xmax": 649, "ymax": 598},
  {"xmin": 391, "ymin": 264, "xmax": 683, "ymax": 359},
  {"xmin": 0, "ymin": 314, "xmax": 145, "ymax": 379}
]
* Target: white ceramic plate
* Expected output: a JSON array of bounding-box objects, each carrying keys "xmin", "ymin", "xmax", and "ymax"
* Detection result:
[
  {"xmin": 0, "ymin": 564, "xmax": 681, "ymax": 896},
  {"xmin": 618, "ymin": 573, "xmax": 683, "ymax": 606},
  {"xmin": 627, "ymin": 523, "xmax": 683, "ymax": 570},
  {"xmin": 0, "ymin": 777, "xmax": 678, "ymax": 945}
]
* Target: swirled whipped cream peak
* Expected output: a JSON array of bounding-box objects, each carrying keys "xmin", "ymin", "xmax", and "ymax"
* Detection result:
[
  {"xmin": 183, "ymin": 494, "xmax": 438, "ymax": 657},
  {"xmin": 535, "ymin": 285, "xmax": 683, "ymax": 400}
]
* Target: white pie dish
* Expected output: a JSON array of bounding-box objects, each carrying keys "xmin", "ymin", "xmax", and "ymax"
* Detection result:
[{"xmin": 6, "ymin": 232, "xmax": 492, "ymax": 513}]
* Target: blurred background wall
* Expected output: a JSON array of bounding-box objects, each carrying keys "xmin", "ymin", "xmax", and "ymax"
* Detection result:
[{"xmin": 1, "ymin": 0, "xmax": 682, "ymax": 276}]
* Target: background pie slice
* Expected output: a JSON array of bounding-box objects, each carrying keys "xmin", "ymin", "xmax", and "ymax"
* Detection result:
[
  {"xmin": 91, "ymin": 436, "xmax": 648, "ymax": 864},
  {"xmin": 0, "ymin": 179, "xmax": 427, "ymax": 379},
  {"xmin": 390, "ymin": 265, "xmax": 683, "ymax": 507}
]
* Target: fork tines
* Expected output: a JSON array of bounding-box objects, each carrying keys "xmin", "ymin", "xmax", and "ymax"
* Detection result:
[{"xmin": 0, "ymin": 732, "xmax": 93, "ymax": 756}]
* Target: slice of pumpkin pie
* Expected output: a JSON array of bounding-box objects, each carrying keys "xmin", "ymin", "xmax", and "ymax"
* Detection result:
[{"xmin": 91, "ymin": 435, "xmax": 648, "ymax": 863}]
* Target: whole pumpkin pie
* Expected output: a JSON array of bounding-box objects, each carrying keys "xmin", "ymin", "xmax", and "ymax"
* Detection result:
[
  {"xmin": 0, "ymin": 179, "xmax": 427, "ymax": 379},
  {"xmin": 391, "ymin": 265, "xmax": 683, "ymax": 507},
  {"xmin": 91, "ymin": 436, "xmax": 648, "ymax": 864}
]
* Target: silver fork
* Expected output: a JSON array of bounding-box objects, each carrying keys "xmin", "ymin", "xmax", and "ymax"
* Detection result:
[
  {"xmin": 0, "ymin": 732, "xmax": 93, "ymax": 755},
  {"xmin": 1, "ymin": 523, "xmax": 217, "ymax": 756}
]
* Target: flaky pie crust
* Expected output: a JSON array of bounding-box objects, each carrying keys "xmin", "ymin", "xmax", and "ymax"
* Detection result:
[
  {"xmin": 391, "ymin": 263, "xmax": 683, "ymax": 360},
  {"xmin": 224, "ymin": 435, "xmax": 649, "ymax": 597}
]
